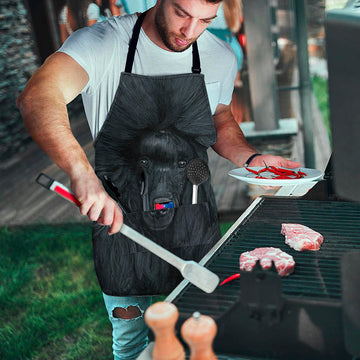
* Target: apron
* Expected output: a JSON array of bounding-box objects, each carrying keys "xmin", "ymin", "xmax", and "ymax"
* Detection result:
[{"xmin": 92, "ymin": 11, "xmax": 221, "ymax": 296}]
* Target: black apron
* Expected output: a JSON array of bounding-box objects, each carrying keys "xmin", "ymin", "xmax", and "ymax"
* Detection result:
[{"xmin": 92, "ymin": 11, "xmax": 221, "ymax": 296}]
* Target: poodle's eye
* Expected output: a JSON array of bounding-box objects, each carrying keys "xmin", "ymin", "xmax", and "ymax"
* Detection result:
[
  {"xmin": 178, "ymin": 160, "xmax": 187, "ymax": 168},
  {"xmin": 138, "ymin": 158, "xmax": 149, "ymax": 168}
]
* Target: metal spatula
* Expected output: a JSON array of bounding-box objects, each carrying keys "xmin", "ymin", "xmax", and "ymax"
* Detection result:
[
  {"xmin": 119, "ymin": 224, "xmax": 219, "ymax": 293},
  {"xmin": 36, "ymin": 173, "xmax": 220, "ymax": 293}
]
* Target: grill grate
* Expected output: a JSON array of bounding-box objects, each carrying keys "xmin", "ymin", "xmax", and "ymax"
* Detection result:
[{"xmin": 172, "ymin": 197, "xmax": 360, "ymax": 317}]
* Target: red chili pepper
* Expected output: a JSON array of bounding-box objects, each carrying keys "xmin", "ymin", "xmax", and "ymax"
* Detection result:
[
  {"xmin": 248, "ymin": 165, "xmax": 307, "ymax": 180},
  {"xmin": 280, "ymin": 168, "xmax": 296, "ymax": 174},
  {"xmin": 268, "ymin": 166, "xmax": 285, "ymax": 175},
  {"xmin": 272, "ymin": 166, "xmax": 298, "ymax": 176},
  {"xmin": 245, "ymin": 167, "xmax": 259, "ymax": 175},
  {"xmin": 219, "ymin": 273, "xmax": 241, "ymax": 286}
]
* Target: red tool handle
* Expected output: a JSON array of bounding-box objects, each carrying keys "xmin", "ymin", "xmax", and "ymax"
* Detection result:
[
  {"xmin": 36, "ymin": 173, "xmax": 81, "ymax": 207},
  {"xmin": 52, "ymin": 183, "xmax": 81, "ymax": 206}
]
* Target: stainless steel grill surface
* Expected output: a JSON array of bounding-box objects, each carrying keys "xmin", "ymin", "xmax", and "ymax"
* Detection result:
[
  {"xmin": 171, "ymin": 197, "xmax": 360, "ymax": 359},
  {"xmin": 174, "ymin": 198, "xmax": 360, "ymax": 312}
]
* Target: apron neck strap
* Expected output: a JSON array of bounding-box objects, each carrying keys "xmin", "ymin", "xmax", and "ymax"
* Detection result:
[
  {"xmin": 125, "ymin": 11, "xmax": 147, "ymax": 73},
  {"xmin": 125, "ymin": 10, "xmax": 201, "ymax": 74},
  {"xmin": 192, "ymin": 41, "xmax": 201, "ymax": 74}
]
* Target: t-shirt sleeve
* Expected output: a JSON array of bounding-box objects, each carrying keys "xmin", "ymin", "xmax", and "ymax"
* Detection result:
[
  {"xmin": 219, "ymin": 49, "xmax": 238, "ymax": 105},
  {"xmin": 87, "ymin": 3, "xmax": 100, "ymax": 21},
  {"xmin": 57, "ymin": 22, "xmax": 117, "ymax": 94}
]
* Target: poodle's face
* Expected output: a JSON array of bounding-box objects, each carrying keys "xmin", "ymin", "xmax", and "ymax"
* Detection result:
[{"xmin": 135, "ymin": 129, "xmax": 196, "ymax": 229}]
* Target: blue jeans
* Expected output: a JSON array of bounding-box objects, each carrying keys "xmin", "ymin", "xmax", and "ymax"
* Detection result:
[{"xmin": 103, "ymin": 293, "xmax": 152, "ymax": 360}]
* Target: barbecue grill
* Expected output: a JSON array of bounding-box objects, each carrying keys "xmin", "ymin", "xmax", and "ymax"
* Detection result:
[
  {"xmin": 166, "ymin": 196, "xmax": 360, "ymax": 359},
  {"xmin": 138, "ymin": 3, "xmax": 360, "ymax": 359}
]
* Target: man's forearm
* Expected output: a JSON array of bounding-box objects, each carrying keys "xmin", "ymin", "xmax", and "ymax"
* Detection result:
[
  {"xmin": 212, "ymin": 106, "xmax": 257, "ymax": 167},
  {"xmin": 212, "ymin": 104, "xmax": 301, "ymax": 170},
  {"xmin": 17, "ymin": 90, "xmax": 94, "ymax": 180},
  {"xmin": 17, "ymin": 52, "xmax": 94, "ymax": 180},
  {"xmin": 17, "ymin": 52, "xmax": 123, "ymax": 233}
]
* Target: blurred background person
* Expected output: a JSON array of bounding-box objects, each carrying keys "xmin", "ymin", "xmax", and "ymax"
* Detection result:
[
  {"xmin": 88, "ymin": 0, "xmax": 121, "ymax": 25},
  {"xmin": 109, "ymin": 0, "xmax": 124, "ymax": 16},
  {"xmin": 208, "ymin": 0, "xmax": 244, "ymax": 123},
  {"xmin": 117, "ymin": 0, "xmax": 156, "ymax": 14},
  {"xmin": 208, "ymin": 0, "xmax": 243, "ymax": 85},
  {"xmin": 59, "ymin": 0, "xmax": 121, "ymax": 43}
]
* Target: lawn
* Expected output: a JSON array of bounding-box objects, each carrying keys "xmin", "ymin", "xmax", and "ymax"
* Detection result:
[
  {"xmin": 0, "ymin": 222, "xmax": 233, "ymax": 359},
  {"xmin": 311, "ymin": 75, "xmax": 331, "ymax": 142}
]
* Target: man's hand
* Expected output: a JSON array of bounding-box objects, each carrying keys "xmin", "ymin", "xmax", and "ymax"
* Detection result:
[
  {"xmin": 71, "ymin": 172, "xmax": 123, "ymax": 235},
  {"xmin": 247, "ymin": 154, "xmax": 301, "ymax": 169}
]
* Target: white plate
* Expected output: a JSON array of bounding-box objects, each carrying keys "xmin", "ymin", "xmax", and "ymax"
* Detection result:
[{"xmin": 228, "ymin": 167, "xmax": 323, "ymax": 186}]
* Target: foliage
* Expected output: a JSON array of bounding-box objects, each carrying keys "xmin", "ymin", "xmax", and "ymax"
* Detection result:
[{"xmin": 311, "ymin": 75, "xmax": 331, "ymax": 143}]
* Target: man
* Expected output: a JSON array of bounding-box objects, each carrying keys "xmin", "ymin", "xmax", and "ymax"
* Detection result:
[{"xmin": 17, "ymin": 0, "xmax": 300, "ymax": 358}]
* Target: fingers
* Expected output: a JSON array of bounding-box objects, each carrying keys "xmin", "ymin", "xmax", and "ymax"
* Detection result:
[
  {"xmin": 96, "ymin": 199, "xmax": 114, "ymax": 225},
  {"xmin": 251, "ymin": 155, "xmax": 302, "ymax": 169},
  {"xmin": 261, "ymin": 185, "xmax": 280, "ymax": 191},
  {"xmin": 97, "ymin": 199, "xmax": 123, "ymax": 235},
  {"xmin": 280, "ymin": 159, "xmax": 301, "ymax": 169},
  {"xmin": 78, "ymin": 193, "xmax": 105, "ymax": 219},
  {"xmin": 90, "ymin": 198, "xmax": 123, "ymax": 235},
  {"xmin": 85, "ymin": 200, "xmax": 104, "ymax": 221},
  {"xmin": 78, "ymin": 193, "xmax": 123, "ymax": 234},
  {"xmin": 71, "ymin": 174, "xmax": 123, "ymax": 234},
  {"xmin": 108, "ymin": 206, "xmax": 123, "ymax": 235}
]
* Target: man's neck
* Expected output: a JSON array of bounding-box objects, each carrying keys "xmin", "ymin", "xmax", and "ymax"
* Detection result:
[{"xmin": 141, "ymin": 7, "xmax": 170, "ymax": 51}]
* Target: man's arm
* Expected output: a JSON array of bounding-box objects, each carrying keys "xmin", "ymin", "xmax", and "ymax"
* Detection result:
[
  {"xmin": 212, "ymin": 103, "xmax": 301, "ymax": 168},
  {"xmin": 17, "ymin": 52, "xmax": 123, "ymax": 234}
]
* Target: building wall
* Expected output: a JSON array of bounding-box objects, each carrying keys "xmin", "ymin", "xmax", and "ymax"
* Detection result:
[{"xmin": 0, "ymin": 0, "xmax": 39, "ymax": 163}]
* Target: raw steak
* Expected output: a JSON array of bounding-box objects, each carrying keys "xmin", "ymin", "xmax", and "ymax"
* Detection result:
[
  {"xmin": 281, "ymin": 223, "xmax": 323, "ymax": 251},
  {"xmin": 239, "ymin": 247, "xmax": 295, "ymax": 276}
]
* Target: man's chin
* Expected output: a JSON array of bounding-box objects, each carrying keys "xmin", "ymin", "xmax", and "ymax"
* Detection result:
[{"xmin": 167, "ymin": 40, "xmax": 193, "ymax": 52}]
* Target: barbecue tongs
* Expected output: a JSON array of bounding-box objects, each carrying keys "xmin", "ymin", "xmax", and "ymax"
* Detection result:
[{"xmin": 36, "ymin": 173, "xmax": 220, "ymax": 294}]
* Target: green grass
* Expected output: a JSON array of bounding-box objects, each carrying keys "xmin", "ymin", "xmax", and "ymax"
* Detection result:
[
  {"xmin": 0, "ymin": 222, "xmax": 233, "ymax": 359},
  {"xmin": 219, "ymin": 222, "xmax": 234, "ymax": 235},
  {"xmin": 0, "ymin": 224, "xmax": 112, "ymax": 360},
  {"xmin": 311, "ymin": 75, "xmax": 331, "ymax": 143}
]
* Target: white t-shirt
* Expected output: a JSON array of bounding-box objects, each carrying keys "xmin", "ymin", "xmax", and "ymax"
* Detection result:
[{"xmin": 58, "ymin": 13, "xmax": 237, "ymax": 139}]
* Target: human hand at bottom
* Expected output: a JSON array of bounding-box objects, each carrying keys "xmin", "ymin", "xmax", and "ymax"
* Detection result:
[{"xmin": 70, "ymin": 172, "xmax": 123, "ymax": 235}]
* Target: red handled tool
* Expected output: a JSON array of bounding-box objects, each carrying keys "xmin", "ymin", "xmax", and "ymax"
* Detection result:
[{"xmin": 36, "ymin": 173, "xmax": 81, "ymax": 206}]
